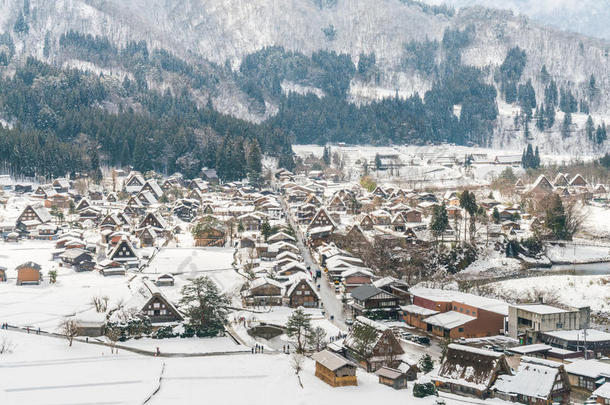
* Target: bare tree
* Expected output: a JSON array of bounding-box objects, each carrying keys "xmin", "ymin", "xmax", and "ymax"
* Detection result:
[
  {"xmin": 307, "ymin": 326, "xmax": 327, "ymax": 352},
  {"xmin": 91, "ymin": 295, "xmax": 109, "ymax": 313},
  {"xmin": 59, "ymin": 318, "xmax": 79, "ymax": 347},
  {"xmin": 290, "ymin": 352, "xmax": 305, "ymax": 388},
  {"xmin": 0, "ymin": 336, "xmax": 15, "ymax": 354},
  {"xmin": 105, "ymin": 326, "xmax": 121, "ymax": 354}
]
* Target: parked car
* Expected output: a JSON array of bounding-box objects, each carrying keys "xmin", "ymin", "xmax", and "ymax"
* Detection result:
[{"xmin": 345, "ymin": 318, "xmax": 354, "ymax": 326}]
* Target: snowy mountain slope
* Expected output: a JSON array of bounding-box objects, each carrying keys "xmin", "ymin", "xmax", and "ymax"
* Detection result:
[
  {"xmin": 0, "ymin": 0, "xmax": 609, "ymax": 153},
  {"xmin": 421, "ymin": 0, "xmax": 610, "ymax": 41}
]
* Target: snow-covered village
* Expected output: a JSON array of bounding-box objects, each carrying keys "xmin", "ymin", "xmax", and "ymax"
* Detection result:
[
  {"xmin": 1, "ymin": 0, "xmax": 610, "ymax": 404},
  {"xmin": 0, "ymin": 142, "xmax": 610, "ymax": 405}
]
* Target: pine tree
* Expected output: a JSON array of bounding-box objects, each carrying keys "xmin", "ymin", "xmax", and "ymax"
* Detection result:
[
  {"xmin": 535, "ymin": 104, "xmax": 545, "ymax": 131},
  {"xmin": 419, "ymin": 354, "xmax": 434, "ymax": 374},
  {"xmin": 596, "ymin": 123, "xmax": 607, "ymax": 145},
  {"xmin": 322, "ymin": 146, "xmax": 331, "ymax": 166},
  {"xmin": 534, "ymin": 146, "xmax": 540, "ymax": 168},
  {"xmin": 545, "ymin": 105, "xmax": 556, "ymax": 128},
  {"xmin": 430, "ymin": 203, "xmax": 449, "ymax": 244},
  {"xmin": 586, "ymin": 115, "xmax": 595, "ymax": 143},
  {"xmin": 179, "ymin": 276, "xmax": 230, "ymax": 336},
  {"xmin": 492, "ymin": 207, "xmax": 500, "ymax": 223},
  {"xmin": 544, "ymin": 80, "xmax": 558, "ymax": 108},
  {"xmin": 43, "ymin": 32, "xmax": 51, "ymax": 58},
  {"xmin": 261, "ymin": 219, "xmax": 271, "ymax": 242},
  {"xmin": 374, "ymin": 153, "xmax": 381, "ymax": 170},
  {"xmin": 286, "ymin": 308, "xmax": 312, "ymax": 354},
  {"xmin": 246, "ymin": 138, "xmax": 263, "ymax": 186},
  {"xmin": 561, "ymin": 112, "xmax": 572, "ymax": 138},
  {"xmin": 13, "ymin": 11, "xmax": 28, "ymax": 34}
]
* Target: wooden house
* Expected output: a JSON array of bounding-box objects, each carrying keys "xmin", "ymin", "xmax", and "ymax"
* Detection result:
[
  {"xmin": 373, "ymin": 277, "xmax": 410, "ymax": 305},
  {"xmin": 348, "ymin": 284, "xmax": 399, "ymax": 318},
  {"xmin": 155, "ymin": 274, "xmax": 175, "ymax": 287},
  {"xmin": 376, "ymin": 366, "xmax": 409, "ymax": 390},
  {"xmin": 592, "ymin": 382, "xmax": 610, "ymax": 405},
  {"xmin": 341, "ymin": 267, "xmax": 374, "ymax": 292},
  {"xmin": 137, "ymin": 190, "xmax": 158, "ymax": 206},
  {"xmin": 137, "ymin": 226, "xmax": 158, "ymax": 247},
  {"xmin": 285, "ymin": 277, "xmax": 319, "ymax": 308},
  {"xmin": 194, "ymin": 223, "xmax": 226, "ymax": 247},
  {"xmin": 569, "ymin": 174, "xmax": 587, "ymax": 187},
  {"xmin": 311, "ymin": 350, "xmax": 358, "ymax": 387},
  {"xmin": 95, "ymin": 259, "xmax": 126, "ymax": 276},
  {"xmin": 344, "ymin": 316, "xmax": 404, "ymax": 372},
  {"xmin": 138, "ymin": 212, "xmax": 167, "ymax": 232},
  {"xmin": 493, "ymin": 357, "xmax": 570, "ymax": 404},
  {"xmin": 100, "ymin": 213, "xmax": 123, "ymax": 231},
  {"xmin": 16, "ymin": 261, "xmax": 42, "ymax": 285},
  {"xmin": 59, "ymin": 248, "xmax": 93, "ymax": 267},
  {"xmin": 124, "ymin": 173, "xmax": 145, "ymax": 193},
  {"xmin": 527, "ymin": 175, "xmax": 554, "ymax": 199},
  {"xmin": 108, "ymin": 237, "xmax": 138, "ymax": 266},
  {"xmin": 0, "ymin": 266, "xmax": 7, "ymax": 282},
  {"xmin": 52, "ymin": 178, "xmax": 70, "ymax": 193},
  {"xmin": 238, "ymin": 213, "xmax": 263, "ymax": 231},
  {"xmin": 432, "ymin": 344, "xmax": 511, "ymax": 399},
  {"xmin": 403, "ymin": 209, "xmax": 422, "ymax": 223},
  {"xmin": 33, "ymin": 184, "xmax": 57, "ymax": 199},
  {"xmin": 553, "ymin": 174, "xmax": 569, "ymax": 187},
  {"xmin": 141, "ymin": 179, "xmax": 163, "ymax": 199},
  {"xmin": 241, "ymin": 277, "xmax": 283, "ymax": 306},
  {"xmin": 359, "ymin": 214, "xmax": 375, "ymax": 230},
  {"xmin": 16, "ymin": 205, "xmax": 52, "ymax": 228},
  {"xmin": 127, "ymin": 278, "xmax": 183, "ymax": 324}
]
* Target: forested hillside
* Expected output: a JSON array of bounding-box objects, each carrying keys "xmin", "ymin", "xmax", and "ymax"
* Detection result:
[{"xmin": 0, "ymin": 0, "xmax": 609, "ymax": 180}]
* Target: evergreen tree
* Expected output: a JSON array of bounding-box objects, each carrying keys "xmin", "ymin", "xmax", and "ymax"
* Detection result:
[
  {"xmin": 179, "ymin": 276, "xmax": 230, "ymax": 336},
  {"xmin": 561, "ymin": 112, "xmax": 572, "ymax": 138},
  {"xmin": 545, "ymin": 104, "xmax": 556, "ymax": 128},
  {"xmin": 13, "ymin": 11, "xmax": 28, "ymax": 34},
  {"xmin": 374, "ymin": 153, "xmax": 381, "ymax": 170},
  {"xmin": 539, "ymin": 65, "xmax": 550, "ymax": 84},
  {"xmin": 586, "ymin": 115, "xmax": 595, "ymax": 143},
  {"xmin": 492, "ymin": 207, "xmax": 500, "ymax": 223},
  {"xmin": 534, "ymin": 146, "xmax": 540, "ymax": 168},
  {"xmin": 518, "ymin": 79, "xmax": 536, "ymax": 115},
  {"xmin": 322, "ymin": 145, "xmax": 331, "ymax": 166},
  {"xmin": 596, "ymin": 123, "xmax": 607, "ymax": 145},
  {"xmin": 261, "ymin": 219, "xmax": 272, "ymax": 242},
  {"xmin": 285, "ymin": 308, "xmax": 312, "ymax": 354},
  {"xmin": 504, "ymin": 81, "xmax": 517, "ymax": 104},
  {"xmin": 43, "ymin": 32, "xmax": 51, "ymax": 58},
  {"xmin": 535, "ymin": 104, "xmax": 545, "ymax": 131},
  {"xmin": 419, "ymin": 354, "xmax": 434, "ymax": 374},
  {"xmin": 544, "ymin": 80, "xmax": 558, "ymax": 108},
  {"xmin": 430, "ymin": 203, "xmax": 449, "ymax": 243},
  {"xmin": 246, "ymin": 138, "xmax": 263, "ymax": 184}
]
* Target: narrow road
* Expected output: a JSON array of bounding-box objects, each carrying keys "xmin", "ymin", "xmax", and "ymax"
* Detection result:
[{"xmin": 278, "ymin": 195, "xmax": 347, "ymax": 331}]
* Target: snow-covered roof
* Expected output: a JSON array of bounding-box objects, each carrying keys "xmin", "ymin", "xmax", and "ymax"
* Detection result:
[
  {"xmin": 311, "ymin": 350, "xmax": 355, "ymax": 371},
  {"xmin": 493, "ymin": 356, "xmax": 563, "ymax": 400},
  {"xmin": 423, "ymin": 311, "xmax": 475, "ymax": 329},
  {"xmin": 400, "ymin": 305, "xmax": 439, "ymax": 316},
  {"xmin": 542, "ymin": 329, "xmax": 610, "ymax": 343},
  {"xmin": 410, "ymin": 287, "xmax": 509, "ymax": 316},
  {"xmin": 506, "ymin": 344, "xmax": 552, "ymax": 354},
  {"xmin": 514, "ymin": 304, "xmax": 567, "ymax": 315},
  {"xmin": 564, "ymin": 359, "xmax": 610, "ymax": 379},
  {"xmin": 593, "ymin": 382, "xmax": 610, "ymax": 399}
]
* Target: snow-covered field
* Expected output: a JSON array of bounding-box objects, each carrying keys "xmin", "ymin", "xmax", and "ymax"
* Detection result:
[
  {"xmin": 0, "ymin": 329, "xmax": 513, "ymax": 405},
  {"xmin": 293, "ymin": 144, "xmax": 528, "ymax": 187},
  {"xmin": 487, "ymin": 274, "xmax": 610, "ymax": 318},
  {"xmin": 0, "ymin": 330, "xmax": 161, "ymax": 405},
  {"xmin": 116, "ymin": 336, "xmax": 248, "ymax": 355}
]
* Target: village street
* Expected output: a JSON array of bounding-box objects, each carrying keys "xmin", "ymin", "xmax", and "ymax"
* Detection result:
[{"xmin": 277, "ymin": 194, "xmax": 348, "ymax": 331}]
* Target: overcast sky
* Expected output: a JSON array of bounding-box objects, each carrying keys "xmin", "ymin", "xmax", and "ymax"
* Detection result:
[{"xmin": 420, "ymin": 0, "xmax": 610, "ymax": 40}]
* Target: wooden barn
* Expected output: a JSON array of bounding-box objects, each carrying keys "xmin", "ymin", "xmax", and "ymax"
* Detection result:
[
  {"xmin": 312, "ymin": 350, "xmax": 358, "ymax": 387},
  {"xmin": 16, "ymin": 261, "xmax": 42, "ymax": 285}
]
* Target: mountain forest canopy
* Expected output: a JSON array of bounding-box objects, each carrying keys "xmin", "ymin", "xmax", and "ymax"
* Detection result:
[{"xmin": 2, "ymin": 21, "xmax": 600, "ymax": 181}]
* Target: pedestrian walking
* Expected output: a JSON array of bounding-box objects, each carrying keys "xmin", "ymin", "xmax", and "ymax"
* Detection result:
[
  {"xmin": 252, "ymin": 347, "xmax": 254, "ymax": 354},
  {"xmin": 261, "ymin": 346, "xmax": 264, "ymax": 353},
  {"xmin": 156, "ymin": 347, "xmax": 160, "ymax": 357}
]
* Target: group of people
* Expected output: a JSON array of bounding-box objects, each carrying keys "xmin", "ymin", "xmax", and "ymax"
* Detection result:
[
  {"xmin": 251, "ymin": 344, "xmax": 264, "ymax": 353},
  {"xmin": 0, "ymin": 322, "xmax": 9, "ymax": 329}
]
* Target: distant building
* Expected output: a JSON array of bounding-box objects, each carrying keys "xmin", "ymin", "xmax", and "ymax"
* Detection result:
[
  {"xmin": 508, "ymin": 303, "xmax": 590, "ymax": 343},
  {"xmin": 311, "ymin": 350, "xmax": 358, "ymax": 387}
]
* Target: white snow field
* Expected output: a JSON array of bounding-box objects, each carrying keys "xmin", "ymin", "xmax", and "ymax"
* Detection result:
[{"xmin": 0, "ymin": 329, "xmax": 516, "ymax": 405}]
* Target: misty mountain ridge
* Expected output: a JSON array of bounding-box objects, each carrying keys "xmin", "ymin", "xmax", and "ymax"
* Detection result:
[{"xmin": 0, "ymin": 0, "xmax": 609, "ymax": 158}]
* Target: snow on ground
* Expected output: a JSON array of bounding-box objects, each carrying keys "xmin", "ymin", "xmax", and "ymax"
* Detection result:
[
  {"xmin": 0, "ymin": 329, "xmax": 160, "ymax": 405},
  {"xmin": 116, "ymin": 336, "xmax": 248, "ymax": 355},
  {"xmin": 582, "ymin": 205, "xmax": 610, "ymax": 239},
  {"xmin": 488, "ymin": 274, "xmax": 610, "ymax": 316},
  {"xmin": 462, "ymin": 249, "xmax": 522, "ymax": 276},
  {"xmin": 545, "ymin": 243, "xmax": 610, "ymax": 264},
  {"xmin": 0, "ymin": 329, "xmax": 518, "ymax": 405},
  {"xmin": 0, "ymin": 269, "xmax": 132, "ymax": 332},
  {"xmin": 292, "ymin": 144, "xmax": 528, "ymax": 187}
]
